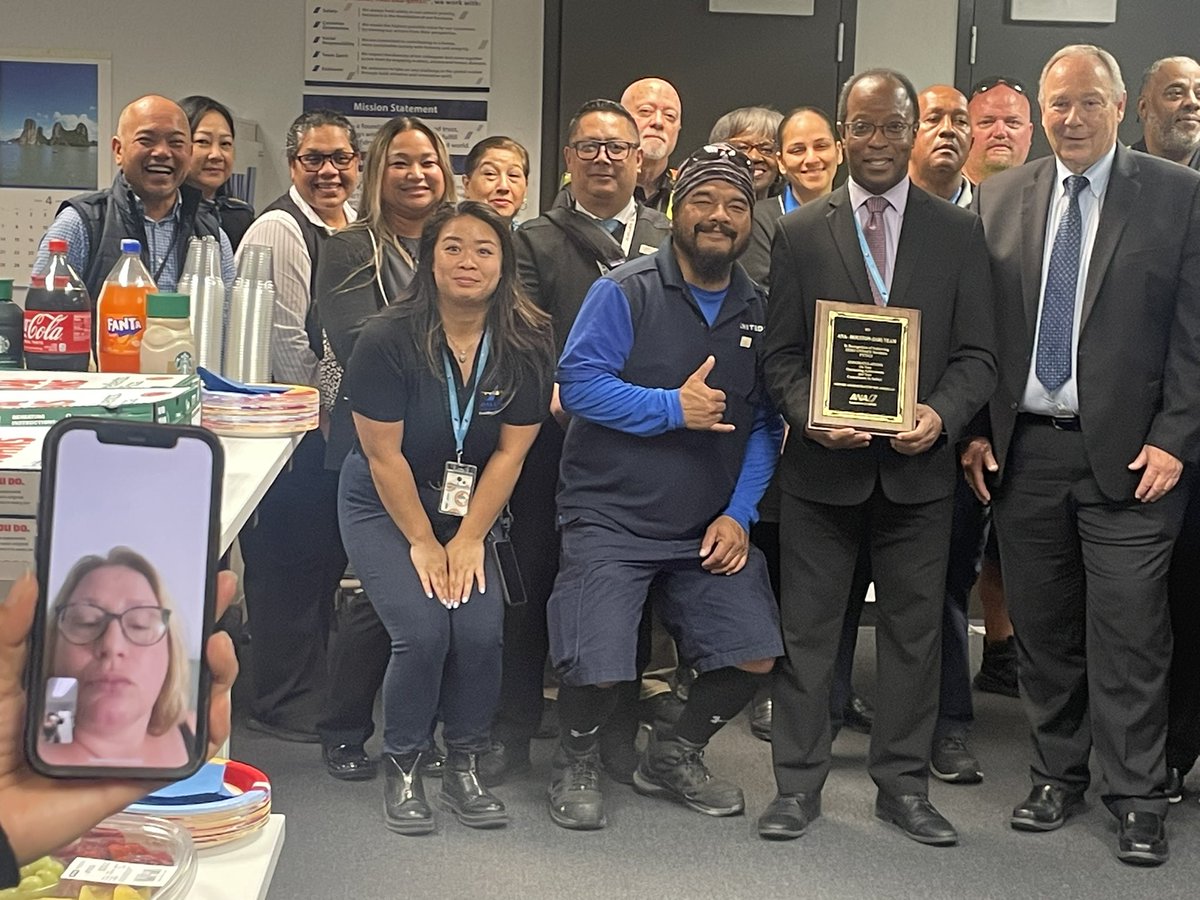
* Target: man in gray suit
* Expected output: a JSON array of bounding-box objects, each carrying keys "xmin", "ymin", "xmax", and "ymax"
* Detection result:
[{"xmin": 966, "ymin": 44, "xmax": 1200, "ymax": 866}]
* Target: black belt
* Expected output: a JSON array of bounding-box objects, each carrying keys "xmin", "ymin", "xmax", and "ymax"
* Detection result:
[{"xmin": 1016, "ymin": 412, "xmax": 1081, "ymax": 431}]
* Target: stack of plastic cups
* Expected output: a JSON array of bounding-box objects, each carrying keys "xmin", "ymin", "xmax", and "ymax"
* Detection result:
[
  {"xmin": 224, "ymin": 244, "xmax": 276, "ymax": 383},
  {"xmin": 178, "ymin": 237, "xmax": 227, "ymax": 373}
]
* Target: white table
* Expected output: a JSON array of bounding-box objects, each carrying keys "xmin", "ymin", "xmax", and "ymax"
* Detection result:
[
  {"xmin": 193, "ymin": 435, "xmax": 298, "ymax": 898},
  {"xmin": 218, "ymin": 435, "xmax": 301, "ymax": 552},
  {"xmin": 188, "ymin": 815, "xmax": 286, "ymax": 900}
]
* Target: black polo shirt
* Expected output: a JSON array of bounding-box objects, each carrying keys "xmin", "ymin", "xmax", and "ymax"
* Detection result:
[{"xmin": 345, "ymin": 307, "xmax": 549, "ymax": 536}]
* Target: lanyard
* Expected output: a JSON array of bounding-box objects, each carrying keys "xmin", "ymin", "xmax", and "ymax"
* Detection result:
[
  {"xmin": 441, "ymin": 329, "xmax": 492, "ymax": 462},
  {"xmin": 852, "ymin": 209, "xmax": 890, "ymax": 306},
  {"xmin": 782, "ymin": 187, "xmax": 801, "ymax": 214}
]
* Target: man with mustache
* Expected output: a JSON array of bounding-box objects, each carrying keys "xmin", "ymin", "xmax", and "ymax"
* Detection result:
[
  {"xmin": 621, "ymin": 77, "xmax": 683, "ymax": 213},
  {"xmin": 1134, "ymin": 57, "xmax": 1200, "ymax": 170},
  {"xmin": 483, "ymin": 100, "xmax": 670, "ymax": 788},
  {"xmin": 33, "ymin": 94, "xmax": 235, "ymax": 299},
  {"xmin": 1133, "ymin": 55, "xmax": 1200, "ymax": 807},
  {"xmin": 546, "ymin": 144, "xmax": 783, "ymax": 830},
  {"xmin": 907, "ymin": 83, "xmax": 985, "ymax": 788},
  {"xmin": 963, "ymin": 77, "xmax": 1035, "ymax": 186},
  {"xmin": 759, "ymin": 68, "xmax": 996, "ymax": 847}
]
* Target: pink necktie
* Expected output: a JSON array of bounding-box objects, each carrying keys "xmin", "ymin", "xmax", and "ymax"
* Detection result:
[{"xmin": 863, "ymin": 195, "xmax": 889, "ymax": 305}]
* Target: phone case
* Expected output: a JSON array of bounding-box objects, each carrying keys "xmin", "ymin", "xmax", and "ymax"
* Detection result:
[{"xmin": 24, "ymin": 418, "xmax": 224, "ymax": 780}]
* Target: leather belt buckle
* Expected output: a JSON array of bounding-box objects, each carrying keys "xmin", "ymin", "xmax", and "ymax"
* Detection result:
[{"xmin": 1048, "ymin": 415, "xmax": 1080, "ymax": 431}]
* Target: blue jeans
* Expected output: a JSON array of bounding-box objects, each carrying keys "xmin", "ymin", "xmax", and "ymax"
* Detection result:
[{"xmin": 338, "ymin": 450, "xmax": 503, "ymax": 755}]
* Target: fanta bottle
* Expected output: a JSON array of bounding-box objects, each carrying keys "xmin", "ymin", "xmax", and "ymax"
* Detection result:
[{"xmin": 97, "ymin": 239, "xmax": 157, "ymax": 372}]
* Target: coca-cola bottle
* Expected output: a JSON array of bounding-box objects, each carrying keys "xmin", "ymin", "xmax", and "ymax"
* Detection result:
[{"xmin": 25, "ymin": 238, "xmax": 92, "ymax": 371}]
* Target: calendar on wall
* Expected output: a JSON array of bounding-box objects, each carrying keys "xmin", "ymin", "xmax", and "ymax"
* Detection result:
[{"xmin": 0, "ymin": 51, "xmax": 112, "ymax": 285}]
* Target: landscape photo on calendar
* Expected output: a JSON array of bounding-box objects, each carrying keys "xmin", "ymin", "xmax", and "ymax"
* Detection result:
[{"xmin": 0, "ymin": 60, "xmax": 100, "ymax": 191}]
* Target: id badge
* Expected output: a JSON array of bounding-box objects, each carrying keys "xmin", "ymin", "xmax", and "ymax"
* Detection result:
[{"xmin": 439, "ymin": 461, "xmax": 478, "ymax": 517}]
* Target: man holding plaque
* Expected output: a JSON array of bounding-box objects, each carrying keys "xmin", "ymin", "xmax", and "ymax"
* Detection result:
[
  {"xmin": 758, "ymin": 68, "xmax": 996, "ymax": 846},
  {"xmin": 967, "ymin": 45, "xmax": 1200, "ymax": 866}
]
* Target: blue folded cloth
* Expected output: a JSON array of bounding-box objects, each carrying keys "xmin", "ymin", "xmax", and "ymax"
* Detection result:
[
  {"xmin": 139, "ymin": 761, "xmax": 233, "ymax": 805},
  {"xmin": 198, "ymin": 367, "xmax": 288, "ymax": 395}
]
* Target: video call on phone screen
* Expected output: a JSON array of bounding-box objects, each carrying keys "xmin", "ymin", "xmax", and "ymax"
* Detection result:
[{"xmin": 37, "ymin": 428, "xmax": 213, "ymax": 770}]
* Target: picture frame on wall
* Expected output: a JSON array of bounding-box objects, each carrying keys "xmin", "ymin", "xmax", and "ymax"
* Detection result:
[{"xmin": 1010, "ymin": 0, "xmax": 1117, "ymax": 23}]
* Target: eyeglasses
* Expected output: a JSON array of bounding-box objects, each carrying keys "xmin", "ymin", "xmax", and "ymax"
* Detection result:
[
  {"xmin": 568, "ymin": 140, "xmax": 638, "ymax": 161},
  {"xmin": 843, "ymin": 120, "xmax": 914, "ymax": 140},
  {"xmin": 56, "ymin": 603, "xmax": 171, "ymax": 646},
  {"xmin": 970, "ymin": 76, "xmax": 1027, "ymax": 100},
  {"xmin": 293, "ymin": 151, "xmax": 359, "ymax": 172},
  {"xmin": 728, "ymin": 139, "xmax": 778, "ymax": 157}
]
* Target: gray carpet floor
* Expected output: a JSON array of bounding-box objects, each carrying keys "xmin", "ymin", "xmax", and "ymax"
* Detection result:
[{"xmin": 230, "ymin": 630, "xmax": 1199, "ymax": 900}]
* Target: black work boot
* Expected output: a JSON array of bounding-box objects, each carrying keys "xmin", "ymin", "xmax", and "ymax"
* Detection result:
[
  {"xmin": 547, "ymin": 743, "xmax": 606, "ymax": 830},
  {"xmin": 632, "ymin": 726, "xmax": 745, "ymax": 816},
  {"xmin": 383, "ymin": 751, "xmax": 434, "ymax": 835},
  {"xmin": 437, "ymin": 750, "xmax": 508, "ymax": 829},
  {"xmin": 478, "ymin": 738, "xmax": 532, "ymax": 787},
  {"xmin": 974, "ymin": 636, "xmax": 1019, "ymax": 698}
]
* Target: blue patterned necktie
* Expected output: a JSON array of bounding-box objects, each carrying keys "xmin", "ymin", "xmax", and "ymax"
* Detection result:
[{"xmin": 1035, "ymin": 175, "xmax": 1089, "ymax": 391}]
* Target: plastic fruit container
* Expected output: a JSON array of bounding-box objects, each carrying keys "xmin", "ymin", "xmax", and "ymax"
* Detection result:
[{"xmin": 2, "ymin": 813, "xmax": 197, "ymax": 900}]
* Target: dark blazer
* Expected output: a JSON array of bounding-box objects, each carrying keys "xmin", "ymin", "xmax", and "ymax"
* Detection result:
[
  {"xmin": 764, "ymin": 182, "xmax": 997, "ymax": 507},
  {"xmin": 974, "ymin": 144, "xmax": 1200, "ymax": 500},
  {"xmin": 515, "ymin": 194, "xmax": 670, "ymax": 352},
  {"xmin": 741, "ymin": 194, "xmax": 787, "ymax": 287}
]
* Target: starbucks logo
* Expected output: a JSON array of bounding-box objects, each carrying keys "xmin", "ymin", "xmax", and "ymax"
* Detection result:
[{"xmin": 174, "ymin": 350, "xmax": 195, "ymax": 375}]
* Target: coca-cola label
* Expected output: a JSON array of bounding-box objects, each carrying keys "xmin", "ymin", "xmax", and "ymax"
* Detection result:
[{"xmin": 24, "ymin": 311, "xmax": 91, "ymax": 356}]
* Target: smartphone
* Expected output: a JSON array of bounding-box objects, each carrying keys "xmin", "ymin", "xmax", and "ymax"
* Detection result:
[{"xmin": 25, "ymin": 418, "xmax": 223, "ymax": 780}]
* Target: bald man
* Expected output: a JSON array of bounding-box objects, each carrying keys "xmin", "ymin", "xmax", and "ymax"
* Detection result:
[
  {"xmin": 33, "ymin": 94, "xmax": 235, "ymax": 301},
  {"xmin": 1134, "ymin": 56, "xmax": 1200, "ymax": 170},
  {"xmin": 963, "ymin": 77, "xmax": 1034, "ymax": 186},
  {"xmin": 909, "ymin": 85, "xmax": 973, "ymax": 206},
  {"xmin": 1134, "ymin": 56, "xmax": 1200, "ymax": 807},
  {"xmin": 621, "ymin": 77, "xmax": 683, "ymax": 212}
]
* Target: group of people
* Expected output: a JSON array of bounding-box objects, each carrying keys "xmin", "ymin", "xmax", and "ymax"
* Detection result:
[{"xmin": 12, "ymin": 41, "xmax": 1200, "ymax": 873}]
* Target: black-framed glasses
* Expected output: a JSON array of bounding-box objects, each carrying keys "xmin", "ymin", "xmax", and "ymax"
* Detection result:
[
  {"xmin": 970, "ymin": 76, "xmax": 1027, "ymax": 99},
  {"xmin": 567, "ymin": 140, "xmax": 638, "ymax": 161},
  {"xmin": 293, "ymin": 150, "xmax": 359, "ymax": 172},
  {"xmin": 843, "ymin": 120, "xmax": 914, "ymax": 140},
  {"xmin": 728, "ymin": 139, "xmax": 778, "ymax": 157},
  {"xmin": 56, "ymin": 603, "xmax": 171, "ymax": 646}
]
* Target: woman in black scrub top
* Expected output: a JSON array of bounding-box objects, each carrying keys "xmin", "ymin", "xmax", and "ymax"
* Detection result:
[{"xmin": 339, "ymin": 201, "xmax": 553, "ymax": 835}]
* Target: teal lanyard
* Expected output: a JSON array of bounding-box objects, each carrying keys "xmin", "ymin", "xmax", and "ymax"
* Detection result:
[
  {"xmin": 441, "ymin": 330, "xmax": 492, "ymax": 462},
  {"xmin": 852, "ymin": 210, "xmax": 890, "ymax": 306}
]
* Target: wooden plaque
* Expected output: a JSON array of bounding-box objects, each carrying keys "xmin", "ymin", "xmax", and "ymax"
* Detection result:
[{"xmin": 809, "ymin": 299, "xmax": 920, "ymax": 435}]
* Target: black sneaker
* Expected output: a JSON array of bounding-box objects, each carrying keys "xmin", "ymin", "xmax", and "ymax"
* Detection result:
[
  {"xmin": 632, "ymin": 728, "xmax": 744, "ymax": 817},
  {"xmin": 930, "ymin": 734, "xmax": 983, "ymax": 784},
  {"xmin": 548, "ymin": 748, "xmax": 606, "ymax": 830},
  {"xmin": 1165, "ymin": 766, "xmax": 1184, "ymax": 804}
]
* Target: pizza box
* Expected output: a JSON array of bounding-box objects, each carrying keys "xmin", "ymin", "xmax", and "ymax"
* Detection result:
[
  {"xmin": 0, "ymin": 381, "xmax": 200, "ymax": 426},
  {"xmin": 0, "ymin": 428, "xmax": 45, "ymax": 517}
]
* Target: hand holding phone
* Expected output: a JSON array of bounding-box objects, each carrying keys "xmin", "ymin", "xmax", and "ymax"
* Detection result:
[
  {"xmin": 24, "ymin": 419, "xmax": 224, "ymax": 781},
  {"xmin": 3, "ymin": 569, "xmax": 239, "ymax": 867}
]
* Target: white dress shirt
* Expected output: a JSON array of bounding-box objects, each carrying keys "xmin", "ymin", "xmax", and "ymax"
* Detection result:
[
  {"xmin": 1020, "ymin": 144, "xmax": 1116, "ymax": 415},
  {"xmin": 237, "ymin": 186, "xmax": 357, "ymax": 387},
  {"xmin": 574, "ymin": 194, "xmax": 639, "ymax": 259}
]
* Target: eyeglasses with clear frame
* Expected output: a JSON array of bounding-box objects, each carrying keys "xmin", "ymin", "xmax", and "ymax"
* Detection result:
[
  {"xmin": 293, "ymin": 150, "xmax": 359, "ymax": 172},
  {"xmin": 56, "ymin": 603, "xmax": 171, "ymax": 646}
]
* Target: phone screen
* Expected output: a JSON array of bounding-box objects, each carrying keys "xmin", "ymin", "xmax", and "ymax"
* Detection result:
[{"xmin": 30, "ymin": 422, "xmax": 220, "ymax": 777}]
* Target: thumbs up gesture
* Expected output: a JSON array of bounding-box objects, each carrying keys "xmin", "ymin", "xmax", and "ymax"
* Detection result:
[{"xmin": 679, "ymin": 355, "xmax": 735, "ymax": 432}]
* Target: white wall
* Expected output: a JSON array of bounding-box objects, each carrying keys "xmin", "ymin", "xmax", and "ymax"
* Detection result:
[
  {"xmin": 855, "ymin": 0, "xmax": 958, "ymax": 90},
  {"xmin": 1, "ymin": 0, "xmax": 545, "ymax": 210}
]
